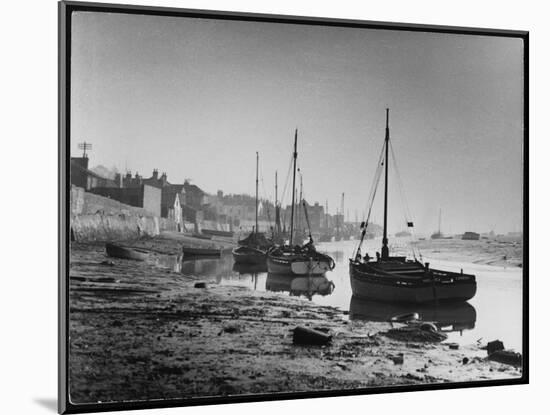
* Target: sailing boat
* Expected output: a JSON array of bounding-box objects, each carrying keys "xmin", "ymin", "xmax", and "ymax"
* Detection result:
[
  {"xmin": 431, "ymin": 208, "xmax": 444, "ymax": 239},
  {"xmin": 267, "ymin": 130, "xmax": 335, "ymax": 276},
  {"xmin": 233, "ymin": 152, "xmax": 271, "ymax": 265},
  {"xmin": 349, "ymin": 109, "xmax": 476, "ymax": 304}
]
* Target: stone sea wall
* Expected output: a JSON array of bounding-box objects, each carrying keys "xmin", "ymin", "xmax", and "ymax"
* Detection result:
[{"xmin": 70, "ymin": 186, "xmax": 176, "ymax": 242}]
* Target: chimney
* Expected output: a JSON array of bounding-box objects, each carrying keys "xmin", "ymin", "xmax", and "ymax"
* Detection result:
[
  {"xmin": 124, "ymin": 171, "xmax": 132, "ymax": 187},
  {"xmin": 152, "ymin": 169, "xmax": 158, "ymax": 180},
  {"xmin": 161, "ymin": 172, "xmax": 167, "ymax": 186}
]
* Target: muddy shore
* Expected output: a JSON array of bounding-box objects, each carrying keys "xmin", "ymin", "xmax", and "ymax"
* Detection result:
[{"xmin": 68, "ymin": 238, "xmax": 522, "ymax": 404}]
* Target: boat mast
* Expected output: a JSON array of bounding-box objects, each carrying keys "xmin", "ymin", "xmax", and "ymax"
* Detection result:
[
  {"xmin": 289, "ymin": 129, "xmax": 298, "ymax": 246},
  {"xmin": 298, "ymin": 172, "xmax": 303, "ymax": 232},
  {"xmin": 275, "ymin": 170, "xmax": 279, "ymax": 235},
  {"xmin": 382, "ymin": 108, "xmax": 390, "ymax": 260},
  {"xmin": 438, "ymin": 208, "xmax": 442, "ymax": 235},
  {"xmin": 275, "ymin": 171, "xmax": 278, "ymax": 209},
  {"xmin": 255, "ymin": 151, "xmax": 259, "ymax": 234}
]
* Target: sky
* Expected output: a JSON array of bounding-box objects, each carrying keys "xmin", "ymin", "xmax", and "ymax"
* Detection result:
[{"xmin": 70, "ymin": 12, "xmax": 524, "ymax": 236}]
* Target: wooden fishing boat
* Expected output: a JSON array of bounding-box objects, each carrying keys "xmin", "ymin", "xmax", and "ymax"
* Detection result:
[
  {"xmin": 182, "ymin": 246, "xmax": 221, "ymax": 257},
  {"xmin": 105, "ymin": 243, "xmax": 149, "ymax": 261},
  {"xmin": 232, "ymin": 245, "xmax": 266, "ymax": 265},
  {"xmin": 267, "ymin": 130, "xmax": 335, "ymax": 276},
  {"xmin": 349, "ymin": 109, "xmax": 476, "ymax": 304},
  {"xmin": 267, "ymin": 245, "xmax": 335, "ymax": 275},
  {"xmin": 233, "ymin": 152, "xmax": 272, "ymax": 265}
]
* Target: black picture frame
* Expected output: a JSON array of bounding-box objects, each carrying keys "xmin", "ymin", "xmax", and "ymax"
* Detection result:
[{"xmin": 58, "ymin": 1, "xmax": 529, "ymax": 413}]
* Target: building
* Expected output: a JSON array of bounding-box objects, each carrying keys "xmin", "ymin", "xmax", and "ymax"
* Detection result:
[
  {"xmin": 70, "ymin": 156, "xmax": 118, "ymax": 190},
  {"xmin": 90, "ymin": 184, "xmax": 162, "ymax": 217}
]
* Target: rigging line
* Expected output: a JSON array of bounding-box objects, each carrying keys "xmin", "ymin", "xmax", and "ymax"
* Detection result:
[
  {"xmin": 279, "ymin": 153, "xmax": 294, "ymax": 207},
  {"xmin": 360, "ymin": 141, "xmax": 386, "ymax": 222},
  {"xmin": 389, "ymin": 140, "xmax": 422, "ymax": 259},
  {"xmin": 354, "ymin": 141, "xmax": 386, "ymax": 257},
  {"xmin": 389, "ymin": 141, "xmax": 412, "ymax": 221}
]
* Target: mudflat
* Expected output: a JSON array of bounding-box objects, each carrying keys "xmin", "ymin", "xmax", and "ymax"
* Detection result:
[{"xmin": 68, "ymin": 240, "xmax": 522, "ymax": 404}]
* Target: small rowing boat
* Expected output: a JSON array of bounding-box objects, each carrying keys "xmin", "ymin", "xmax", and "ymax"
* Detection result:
[{"xmin": 105, "ymin": 243, "xmax": 149, "ymax": 261}]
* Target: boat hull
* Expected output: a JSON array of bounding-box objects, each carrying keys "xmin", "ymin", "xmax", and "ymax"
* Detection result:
[
  {"xmin": 267, "ymin": 254, "xmax": 332, "ymax": 276},
  {"xmin": 232, "ymin": 246, "xmax": 267, "ymax": 265},
  {"xmin": 105, "ymin": 243, "xmax": 149, "ymax": 261},
  {"xmin": 349, "ymin": 261, "xmax": 476, "ymax": 304}
]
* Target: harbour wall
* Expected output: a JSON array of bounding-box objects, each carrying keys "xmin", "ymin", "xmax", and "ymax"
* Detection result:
[{"xmin": 70, "ymin": 186, "xmax": 176, "ymax": 242}]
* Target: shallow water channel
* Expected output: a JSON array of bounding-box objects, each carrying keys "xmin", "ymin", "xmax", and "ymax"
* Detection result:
[{"xmin": 154, "ymin": 238, "xmax": 523, "ymax": 352}]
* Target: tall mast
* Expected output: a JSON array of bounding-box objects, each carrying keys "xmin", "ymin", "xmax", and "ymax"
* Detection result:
[
  {"xmin": 255, "ymin": 152, "xmax": 259, "ymax": 234},
  {"xmin": 275, "ymin": 171, "xmax": 278, "ymax": 208},
  {"xmin": 274, "ymin": 171, "xmax": 279, "ymax": 234},
  {"xmin": 382, "ymin": 108, "xmax": 390, "ymax": 260},
  {"xmin": 298, "ymin": 172, "xmax": 303, "ymax": 232},
  {"xmin": 289, "ymin": 129, "xmax": 298, "ymax": 245},
  {"xmin": 438, "ymin": 208, "xmax": 442, "ymax": 234}
]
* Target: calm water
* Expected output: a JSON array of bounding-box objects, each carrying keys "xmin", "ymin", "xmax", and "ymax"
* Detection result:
[{"xmin": 156, "ymin": 238, "xmax": 523, "ymax": 351}]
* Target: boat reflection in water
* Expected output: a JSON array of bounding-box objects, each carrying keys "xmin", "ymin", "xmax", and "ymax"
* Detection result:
[
  {"xmin": 232, "ymin": 262, "xmax": 268, "ymax": 275},
  {"xmin": 349, "ymin": 295, "xmax": 476, "ymax": 334},
  {"xmin": 266, "ymin": 273, "xmax": 335, "ymax": 301}
]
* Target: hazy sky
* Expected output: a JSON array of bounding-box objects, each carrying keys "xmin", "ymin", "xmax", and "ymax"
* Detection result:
[{"xmin": 71, "ymin": 12, "xmax": 524, "ymax": 235}]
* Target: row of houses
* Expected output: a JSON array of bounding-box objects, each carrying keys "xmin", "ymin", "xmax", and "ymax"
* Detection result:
[{"xmin": 70, "ymin": 155, "xmax": 333, "ymax": 233}]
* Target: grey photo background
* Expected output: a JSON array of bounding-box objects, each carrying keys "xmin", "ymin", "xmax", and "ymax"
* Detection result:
[{"xmin": 71, "ymin": 11, "xmax": 523, "ymax": 235}]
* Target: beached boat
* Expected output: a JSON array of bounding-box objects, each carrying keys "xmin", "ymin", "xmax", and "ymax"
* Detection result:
[
  {"xmin": 349, "ymin": 109, "xmax": 476, "ymax": 304},
  {"xmin": 232, "ymin": 245, "xmax": 267, "ymax": 265},
  {"xmin": 267, "ymin": 130, "xmax": 335, "ymax": 276},
  {"xmin": 105, "ymin": 243, "xmax": 149, "ymax": 261},
  {"xmin": 233, "ymin": 152, "xmax": 272, "ymax": 265},
  {"xmin": 182, "ymin": 246, "xmax": 221, "ymax": 257}
]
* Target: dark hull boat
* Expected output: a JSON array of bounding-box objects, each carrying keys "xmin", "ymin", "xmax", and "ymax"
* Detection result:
[
  {"xmin": 105, "ymin": 243, "xmax": 149, "ymax": 261},
  {"xmin": 349, "ymin": 258, "xmax": 476, "ymax": 304},
  {"xmin": 232, "ymin": 245, "xmax": 266, "ymax": 265},
  {"xmin": 349, "ymin": 109, "xmax": 476, "ymax": 305},
  {"xmin": 232, "ymin": 152, "xmax": 271, "ymax": 265}
]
